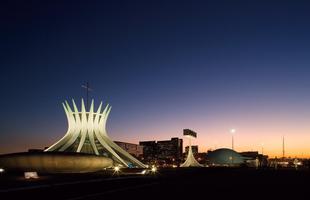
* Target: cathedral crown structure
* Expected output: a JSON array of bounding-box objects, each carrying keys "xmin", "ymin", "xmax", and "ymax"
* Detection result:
[{"xmin": 45, "ymin": 99, "xmax": 146, "ymax": 168}]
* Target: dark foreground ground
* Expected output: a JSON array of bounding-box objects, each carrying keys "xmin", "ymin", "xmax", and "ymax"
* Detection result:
[{"xmin": 1, "ymin": 168, "xmax": 309, "ymax": 199}]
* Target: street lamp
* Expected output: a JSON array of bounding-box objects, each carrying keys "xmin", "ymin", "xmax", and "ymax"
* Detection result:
[
  {"xmin": 230, "ymin": 129, "xmax": 236, "ymax": 150},
  {"xmin": 113, "ymin": 166, "xmax": 121, "ymax": 175},
  {"xmin": 261, "ymin": 143, "xmax": 264, "ymax": 155},
  {"xmin": 151, "ymin": 166, "xmax": 157, "ymax": 173},
  {"xmin": 0, "ymin": 168, "xmax": 4, "ymax": 175},
  {"xmin": 114, "ymin": 166, "xmax": 120, "ymax": 172}
]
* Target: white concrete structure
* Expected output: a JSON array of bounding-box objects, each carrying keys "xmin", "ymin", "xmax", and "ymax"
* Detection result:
[
  {"xmin": 45, "ymin": 99, "xmax": 146, "ymax": 168},
  {"xmin": 181, "ymin": 144, "xmax": 203, "ymax": 167},
  {"xmin": 181, "ymin": 132, "xmax": 203, "ymax": 167}
]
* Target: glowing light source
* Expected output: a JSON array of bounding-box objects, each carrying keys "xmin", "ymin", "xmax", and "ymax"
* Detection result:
[
  {"xmin": 0, "ymin": 168, "xmax": 4, "ymax": 173},
  {"xmin": 24, "ymin": 172, "xmax": 39, "ymax": 179},
  {"xmin": 151, "ymin": 166, "xmax": 157, "ymax": 173},
  {"xmin": 114, "ymin": 166, "xmax": 120, "ymax": 172},
  {"xmin": 230, "ymin": 128, "xmax": 236, "ymax": 150},
  {"xmin": 230, "ymin": 129, "xmax": 236, "ymax": 134}
]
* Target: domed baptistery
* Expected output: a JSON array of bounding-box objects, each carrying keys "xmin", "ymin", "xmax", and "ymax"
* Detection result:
[
  {"xmin": 0, "ymin": 152, "xmax": 113, "ymax": 173},
  {"xmin": 206, "ymin": 148, "xmax": 245, "ymax": 166}
]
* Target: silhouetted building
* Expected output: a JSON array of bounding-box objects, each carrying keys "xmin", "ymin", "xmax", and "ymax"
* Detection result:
[
  {"xmin": 196, "ymin": 153, "xmax": 207, "ymax": 164},
  {"xmin": 268, "ymin": 157, "xmax": 304, "ymax": 168},
  {"xmin": 185, "ymin": 145, "xmax": 198, "ymax": 155},
  {"xmin": 114, "ymin": 141, "xmax": 143, "ymax": 158},
  {"xmin": 206, "ymin": 148, "xmax": 245, "ymax": 166},
  {"xmin": 139, "ymin": 141, "xmax": 157, "ymax": 161},
  {"xmin": 157, "ymin": 138, "xmax": 183, "ymax": 160},
  {"xmin": 239, "ymin": 151, "xmax": 268, "ymax": 167},
  {"xmin": 139, "ymin": 137, "xmax": 183, "ymax": 166}
]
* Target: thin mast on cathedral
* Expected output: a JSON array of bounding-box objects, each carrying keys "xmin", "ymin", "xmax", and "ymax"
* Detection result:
[
  {"xmin": 45, "ymin": 83, "xmax": 146, "ymax": 168},
  {"xmin": 82, "ymin": 81, "xmax": 92, "ymax": 110}
]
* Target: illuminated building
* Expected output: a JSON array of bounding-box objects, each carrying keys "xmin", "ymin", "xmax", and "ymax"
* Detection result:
[
  {"xmin": 45, "ymin": 99, "xmax": 146, "ymax": 168},
  {"xmin": 0, "ymin": 99, "xmax": 146, "ymax": 173}
]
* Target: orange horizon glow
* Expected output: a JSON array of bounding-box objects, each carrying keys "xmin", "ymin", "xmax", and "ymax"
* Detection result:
[
  {"xmin": 110, "ymin": 109, "xmax": 310, "ymax": 159},
  {"xmin": 1, "ymin": 107, "xmax": 310, "ymax": 159}
]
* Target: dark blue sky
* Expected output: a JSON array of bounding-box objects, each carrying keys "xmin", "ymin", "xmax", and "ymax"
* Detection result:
[{"xmin": 1, "ymin": 0, "xmax": 310, "ymax": 156}]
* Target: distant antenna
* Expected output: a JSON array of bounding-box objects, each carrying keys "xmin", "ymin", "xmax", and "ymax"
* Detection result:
[
  {"xmin": 282, "ymin": 136, "xmax": 285, "ymax": 159},
  {"xmin": 81, "ymin": 82, "xmax": 93, "ymax": 109}
]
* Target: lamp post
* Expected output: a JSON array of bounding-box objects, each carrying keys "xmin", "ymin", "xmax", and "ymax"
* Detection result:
[
  {"xmin": 230, "ymin": 129, "xmax": 236, "ymax": 150},
  {"xmin": 229, "ymin": 129, "xmax": 236, "ymax": 166},
  {"xmin": 261, "ymin": 143, "xmax": 264, "ymax": 155}
]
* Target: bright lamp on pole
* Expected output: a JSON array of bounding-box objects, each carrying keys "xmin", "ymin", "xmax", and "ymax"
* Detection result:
[
  {"xmin": 230, "ymin": 129, "xmax": 236, "ymax": 150},
  {"xmin": 230, "ymin": 129, "xmax": 236, "ymax": 134}
]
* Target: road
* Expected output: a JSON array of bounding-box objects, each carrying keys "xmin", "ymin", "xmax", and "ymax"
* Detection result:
[{"xmin": 1, "ymin": 168, "xmax": 309, "ymax": 199}]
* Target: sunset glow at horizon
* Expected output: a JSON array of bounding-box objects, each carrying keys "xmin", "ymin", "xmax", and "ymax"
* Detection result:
[{"xmin": 2, "ymin": 97, "xmax": 309, "ymax": 159}]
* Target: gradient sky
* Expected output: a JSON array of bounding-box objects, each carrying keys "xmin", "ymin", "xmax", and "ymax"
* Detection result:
[{"xmin": 1, "ymin": 0, "xmax": 310, "ymax": 158}]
